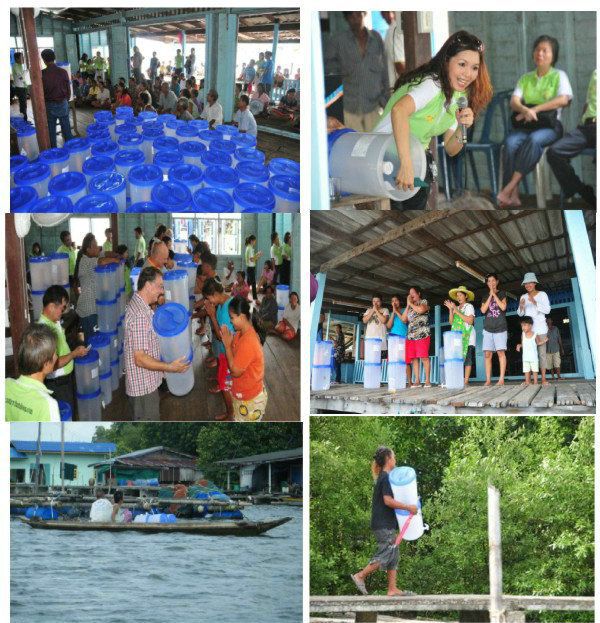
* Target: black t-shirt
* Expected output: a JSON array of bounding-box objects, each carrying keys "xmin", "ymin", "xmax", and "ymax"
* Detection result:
[
  {"xmin": 370, "ymin": 470, "xmax": 397, "ymax": 531},
  {"xmin": 482, "ymin": 290, "xmax": 508, "ymax": 333}
]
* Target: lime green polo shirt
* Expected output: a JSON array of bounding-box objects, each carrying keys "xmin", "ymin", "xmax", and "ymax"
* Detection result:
[
  {"xmin": 57, "ymin": 244, "xmax": 76, "ymax": 277},
  {"xmin": 6, "ymin": 376, "xmax": 60, "ymax": 422},
  {"xmin": 377, "ymin": 78, "xmax": 464, "ymax": 148},
  {"xmin": 583, "ymin": 70, "xmax": 596, "ymax": 123},
  {"xmin": 102, "ymin": 240, "xmax": 112, "ymax": 252},
  {"xmin": 124, "ymin": 263, "xmax": 132, "ymax": 297},
  {"xmin": 135, "ymin": 236, "xmax": 147, "ymax": 260},
  {"xmin": 39, "ymin": 314, "xmax": 73, "ymax": 376},
  {"xmin": 271, "ymin": 244, "xmax": 283, "ymax": 266},
  {"xmin": 245, "ymin": 244, "xmax": 256, "ymax": 267},
  {"xmin": 175, "ymin": 54, "xmax": 184, "ymax": 69},
  {"xmin": 515, "ymin": 68, "xmax": 561, "ymax": 106},
  {"xmin": 282, "ymin": 242, "xmax": 292, "ymax": 261}
]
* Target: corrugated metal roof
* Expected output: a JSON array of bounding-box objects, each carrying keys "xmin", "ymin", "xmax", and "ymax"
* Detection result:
[
  {"xmin": 10, "ymin": 448, "xmax": 27, "ymax": 459},
  {"xmin": 89, "ymin": 447, "xmax": 197, "ymax": 469},
  {"xmin": 11, "ymin": 440, "xmax": 116, "ymax": 454},
  {"xmin": 311, "ymin": 209, "xmax": 595, "ymax": 313},
  {"xmin": 217, "ymin": 447, "xmax": 303, "ymax": 466}
]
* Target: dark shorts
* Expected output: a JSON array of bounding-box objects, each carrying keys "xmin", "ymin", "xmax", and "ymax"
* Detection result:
[
  {"xmin": 369, "ymin": 528, "xmax": 398, "ymax": 571},
  {"xmin": 464, "ymin": 345, "xmax": 476, "ymax": 367}
]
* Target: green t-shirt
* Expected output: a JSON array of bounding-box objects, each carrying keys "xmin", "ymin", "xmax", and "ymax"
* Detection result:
[
  {"xmin": 135, "ymin": 236, "xmax": 147, "ymax": 260},
  {"xmin": 175, "ymin": 53, "xmax": 184, "ymax": 69},
  {"xmin": 245, "ymin": 244, "xmax": 256, "ymax": 267},
  {"xmin": 6, "ymin": 375, "xmax": 60, "ymax": 422},
  {"xmin": 57, "ymin": 244, "xmax": 76, "ymax": 277},
  {"xmin": 583, "ymin": 70, "xmax": 596, "ymax": 123},
  {"xmin": 281, "ymin": 242, "xmax": 292, "ymax": 261},
  {"xmin": 271, "ymin": 243, "xmax": 283, "ymax": 266},
  {"xmin": 39, "ymin": 314, "xmax": 73, "ymax": 376},
  {"xmin": 102, "ymin": 240, "xmax": 112, "ymax": 252},
  {"xmin": 93, "ymin": 56, "xmax": 106, "ymax": 71},
  {"xmin": 515, "ymin": 68, "xmax": 562, "ymax": 106},
  {"xmin": 124, "ymin": 263, "xmax": 132, "ymax": 297}
]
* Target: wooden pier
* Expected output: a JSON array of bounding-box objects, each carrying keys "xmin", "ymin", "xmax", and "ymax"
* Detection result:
[{"xmin": 311, "ymin": 381, "xmax": 596, "ymax": 414}]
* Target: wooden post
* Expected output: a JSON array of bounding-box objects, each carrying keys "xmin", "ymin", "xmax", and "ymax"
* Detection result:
[
  {"xmin": 488, "ymin": 484, "xmax": 504, "ymax": 623},
  {"xmin": 20, "ymin": 8, "xmax": 51, "ymax": 151},
  {"xmin": 34, "ymin": 423, "xmax": 42, "ymax": 493},
  {"xmin": 268, "ymin": 462, "xmax": 272, "ymax": 494},
  {"xmin": 6, "ymin": 214, "xmax": 29, "ymax": 377},
  {"xmin": 401, "ymin": 12, "xmax": 432, "ymax": 71}
]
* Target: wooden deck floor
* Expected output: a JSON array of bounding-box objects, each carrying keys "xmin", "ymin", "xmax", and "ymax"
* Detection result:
[{"xmin": 311, "ymin": 380, "xmax": 596, "ymax": 414}]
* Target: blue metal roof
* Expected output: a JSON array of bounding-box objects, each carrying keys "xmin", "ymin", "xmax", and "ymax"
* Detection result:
[
  {"xmin": 10, "ymin": 440, "xmax": 116, "ymax": 455},
  {"xmin": 10, "ymin": 448, "xmax": 27, "ymax": 459}
]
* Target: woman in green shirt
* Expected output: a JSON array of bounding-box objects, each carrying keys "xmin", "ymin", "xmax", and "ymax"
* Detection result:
[
  {"xmin": 376, "ymin": 30, "xmax": 492, "ymax": 209},
  {"xmin": 497, "ymin": 35, "xmax": 573, "ymax": 207},
  {"xmin": 270, "ymin": 232, "xmax": 283, "ymax": 285},
  {"xmin": 280, "ymin": 232, "xmax": 292, "ymax": 286},
  {"xmin": 244, "ymin": 234, "xmax": 263, "ymax": 301}
]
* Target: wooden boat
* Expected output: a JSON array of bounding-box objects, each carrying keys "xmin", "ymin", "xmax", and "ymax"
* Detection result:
[{"xmin": 20, "ymin": 516, "xmax": 292, "ymax": 536}]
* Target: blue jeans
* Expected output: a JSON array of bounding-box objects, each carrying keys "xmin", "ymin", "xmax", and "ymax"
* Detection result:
[
  {"xmin": 80, "ymin": 314, "xmax": 98, "ymax": 343},
  {"xmin": 502, "ymin": 125, "xmax": 562, "ymax": 186},
  {"xmin": 46, "ymin": 100, "xmax": 73, "ymax": 148}
]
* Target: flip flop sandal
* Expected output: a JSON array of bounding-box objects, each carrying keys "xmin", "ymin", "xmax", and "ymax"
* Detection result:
[{"xmin": 350, "ymin": 574, "xmax": 368, "ymax": 596}]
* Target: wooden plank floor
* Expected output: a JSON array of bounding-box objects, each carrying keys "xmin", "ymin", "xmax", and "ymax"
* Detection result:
[
  {"xmin": 311, "ymin": 380, "xmax": 596, "ymax": 414},
  {"xmin": 11, "ymin": 101, "xmax": 299, "ymax": 162}
]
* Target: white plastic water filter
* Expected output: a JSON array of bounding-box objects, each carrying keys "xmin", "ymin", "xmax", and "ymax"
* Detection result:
[
  {"xmin": 387, "ymin": 335, "xmax": 406, "ymax": 363},
  {"xmin": 388, "ymin": 465, "xmax": 427, "ymax": 541}
]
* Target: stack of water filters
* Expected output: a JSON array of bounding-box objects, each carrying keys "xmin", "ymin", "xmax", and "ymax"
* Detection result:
[
  {"xmin": 387, "ymin": 335, "xmax": 407, "ymax": 390},
  {"xmin": 276, "ymin": 284, "xmax": 289, "ymax": 323},
  {"xmin": 95, "ymin": 263, "xmax": 120, "ymax": 395},
  {"xmin": 29, "ymin": 254, "xmax": 70, "ymax": 320},
  {"xmin": 443, "ymin": 330, "xmax": 464, "ymax": 390},
  {"xmin": 74, "ymin": 349, "xmax": 102, "ymax": 420},
  {"xmin": 311, "ymin": 340, "xmax": 333, "ymax": 391},
  {"xmin": 363, "ymin": 337, "xmax": 382, "ymax": 389}
]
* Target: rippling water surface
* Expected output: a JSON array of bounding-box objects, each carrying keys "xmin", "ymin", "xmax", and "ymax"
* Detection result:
[{"xmin": 11, "ymin": 505, "xmax": 302, "ymax": 623}]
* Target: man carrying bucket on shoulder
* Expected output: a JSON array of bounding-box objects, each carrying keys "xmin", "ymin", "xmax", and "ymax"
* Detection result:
[{"xmin": 351, "ymin": 446, "xmax": 417, "ymax": 597}]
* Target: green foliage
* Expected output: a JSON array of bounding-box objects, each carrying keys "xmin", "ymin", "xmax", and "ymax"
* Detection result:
[{"xmin": 310, "ymin": 416, "xmax": 593, "ymax": 622}]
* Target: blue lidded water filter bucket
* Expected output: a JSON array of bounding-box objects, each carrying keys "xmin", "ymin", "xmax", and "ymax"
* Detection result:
[
  {"xmin": 268, "ymin": 157, "xmax": 300, "ymax": 178},
  {"xmin": 76, "ymin": 388, "xmax": 102, "ymax": 421},
  {"xmin": 163, "ymin": 269, "xmax": 189, "ymax": 308},
  {"xmin": 114, "ymin": 149, "xmax": 145, "ymax": 197},
  {"xmin": 363, "ymin": 362, "xmax": 382, "ymax": 389},
  {"xmin": 74, "ymin": 193, "xmax": 118, "ymax": 213},
  {"xmin": 96, "ymin": 297, "xmax": 118, "ymax": 332},
  {"xmin": 168, "ymin": 163, "xmax": 204, "ymax": 195},
  {"xmin": 94, "ymin": 263, "xmax": 118, "ymax": 301},
  {"xmin": 153, "ymin": 149, "xmax": 184, "ymax": 176},
  {"xmin": 129, "ymin": 163, "xmax": 163, "ymax": 204},
  {"xmin": 236, "ymin": 161, "xmax": 270, "ymax": 187},
  {"xmin": 74, "ymin": 348, "xmax": 100, "ymax": 395},
  {"xmin": 192, "ymin": 187, "xmax": 234, "ymax": 213},
  {"xmin": 200, "ymin": 148, "xmax": 231, "ymax": 169},
  {"xmin": 91, "ymin": 139, "xmax": 119, "ymax": 159},
  {"xmin": 58, "ymin": 400, "xmax": 73, "ymax": 421},
  {"xmin": 179, "ymin": 140, "xmax": 206, "ymax": 167},
  {"xmin": 10, "ymin": 155, "xmax": 29, "ymax": 187},
  {"xmin": 99, "ymin": 370, "xmax": 112, "ymax": 406},
  {"xmin": 82, "ymin": 155, "xmax": 116, "ymax": 185},
  {"xmin": 14, "ymin": 162, "xmax": 51, "ymax": 198},
  {"xmin": 210, "ymin": 138, "xmax": 236, "ymax": 156},
  {"xmin": 231, "ymin": 146, "xmax": 264, "ymax": 168},
  {"xmin": 88, "ymin": 171, "xmax": 126, "ymax": 213},
  {"xmin": 64, "ymin": 137, "xmax": 91, "ymax": 173},
  {"xmin": 389, "ymin": 465, "xmax": 427, "ymax": 540},
  {"xmin": 48, "ymin": 171, "xmax": 87, "ymax": 204},
  {"xmin": 29, "ymin": 255, "xmax": 53, "ymax": 291},
  {"xmin": 232, "ymin": 183, "xmax": 276, "ymax": 213},
  {"xmin": 387, "ymin": 361, "xmax": 407, "ymax": 391},
  {"xmin": 39, "ymin": 147, "xmax": 70, "ymax": 177},
  {"xmin": 10, "ymin": 186, "xmax": 38, "ymax": 212},
  {"xmin": 268, "ymin": 175, "xmax": 300, "ymax": 212},
  {"xmin": 151, "ymin": 181, "xmax": 192, "ymax": 212},
  {"xmin": 33, "ymin": 195, "xmax": 73, "ymax": 213},
  {"xmin": 88, "ymin": 332, "xmax": 111, "ymax": 375},
  {"xmin": 203, "ymin": 165, "xmax": 239, "ymax": 195}
]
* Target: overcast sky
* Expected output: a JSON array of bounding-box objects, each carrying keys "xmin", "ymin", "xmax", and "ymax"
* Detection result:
[{"xmin": 10, "ymin": 422, "xmax": 112, "ymax": 443}]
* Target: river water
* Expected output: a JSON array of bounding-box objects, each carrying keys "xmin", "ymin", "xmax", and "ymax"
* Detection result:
[{"xmin": 11, "ymin": 504, "xmax": 302, "ymax": 623}]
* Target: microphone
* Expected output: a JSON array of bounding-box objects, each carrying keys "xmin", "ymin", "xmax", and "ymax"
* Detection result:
[{"xmin": 456, "ymin": 95, "xmax": 468, "ymax": 144}]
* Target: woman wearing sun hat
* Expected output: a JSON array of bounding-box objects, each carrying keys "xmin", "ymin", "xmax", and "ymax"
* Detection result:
[
  {"xmin": 444, "ymin": 285, "xmax": 476, "ymax": 385},
  {"xmin": 517, "ymin": 272, "xmax": 551, "ymax": 386}
]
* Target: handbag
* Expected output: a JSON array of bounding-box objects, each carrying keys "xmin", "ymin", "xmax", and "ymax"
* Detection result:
[{"xmin": 511, "ymin": 104, "xmax": 558, "ymax": 130}]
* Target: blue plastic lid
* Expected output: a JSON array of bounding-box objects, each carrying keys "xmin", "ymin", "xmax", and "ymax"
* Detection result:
[
  {"xmin": 89, "ymin": 171, "xmax": 126, "ymax": 196},
  {"xmin": 96, "ymin": 118, "xmax": 115, "ymax": 128},
  {"xmin": 17, "ymin": 125, "xmax": 37, "ymax": 137},
  {"xmin": 114, "ymin": 149, "xmax": 145, "ymax": 167},
  {"xmin": 14, "ymin": 162, "xmax": 51, "ymax": 185},
  {"xmin": 50, "ymin": 252, "xmax": 69, "ymax": 260},
  {"xmin": 118, "ymin": 134, "xmax": 144, "ymax": 148},
  {"xmin": 154, "ymin": 150, "xmax": 183, "ymax": 169},
  {"xmin": 91, "ymin": 139, "xmax": 119, "ymax": 157},
  {"xmin": 363, "ymin": 362, "xmax": 381, "ymax": 367},
  {"xmin": 115, "ymin": 106, "xmax": 134, "ymax": 117},
  {"xmin": 75, "ymin": 193, "xmax": 118, "ymax": 213},
  {"xmin": 76, "ymin": 388, "xmax": 102, "ymax": 400},
  {"xmin": 210, "ymin": 138, "xmax": 236, "ymax": 155},
  {"xmin": 192, "ymin": 187, "xmax": 234, "ymax": 213},
  {"xmin": 388, "ymin": 361, "xmax": 406, "ymax": 367},
  {"xmin": 190, "ymin": 119, "xmax": 209, "ymax": 131},
  {"xmin": 11, "ymin": 186, "xmax": 38, "ymax": 212},
  {"xmin": 110, "ymin": 359, "xmax": 119, "ymax": 367},
  {"xmin": 95, "ymin": 262, "xmax": 117, "ymax": 273},
  {"xmin": 142, "ymin": 127, "xmax": 165, "ymax": 140},
  {"xmin": 176, "ymin": 125, "xmax": 198, "ymax": 138},
  {"xmin": 152, "ymin": 302, "xmax": 190, "ymax": 337},
  {"xmin": 173, "ymin": 253, "xmax": 191, "ymax": 263},
  {"xmin": 39, "ymin": 147, "xmax": 69, "ymax": 164},
  {"xmin": 88, "ymin": 333, "xmax": 111, "ymax": 349},
  {"xmin": 29, "ymin": 255, "xmax": 51, "ymax": 265},
  {"xmin": 204, "ymin": 165, "xmax": 239, "ymax": 190},
  {"xmin": 31, "ymin": 289, "xmax": 47, "ymax": 295},
  {"xmin": 365, "ymin": 337, "xmax": 382, "ymax": 343},
  {"xmin": 115, "ymin": 122, "xmax": 137, "ymax": 136},
  {"xmin": 201, "ymin": 149, "xmax": 232, "ymax": 168},
  {"xmin": 96, "ymin": 297, "xmax": 118, "ymax": 306},
  {"xmin": 269, "ymin": 174, "xmax": 300, "ymax": 202},
  {"xmin": 139, "ymin": 111, "xmax": 158, "ymax": 122},
  {"xmin": 232, "ymin": 134, "xmax": 257, "ymax": 149},
  {"xmin": 151, "ymin": 180, "xmax": 192, "ymax": 209},
  {"xmin": 74, "ymin": 348, "xmax": 100, "ymax": 366},
  {"xmin": 277, "ymin": 285, "xmax": 290, "ymax": 291},
  {"xmin": 127, "ymin": 201, "xmax": 161, "ymax": 213},
  {"xmin": 168, "ymin": 163, "xmax": 203, "ymax": 186},
  {"xmin": 179, "ymin": 140, "xmax": 206, "ymax": 157},
  {"xmin": 58, "ymin": 400, "xmax": 72, "ymax": 421},
  {"xmin": 216, "ymin": 124, "xmax": 238, "ymax": 136},
  {"xmin": 179, "ymin": 260, "xmax": 197, "ymax": 268},
  {"xmin": 198, "ymin": 129, "xmax": 218, "ymax": 143},
  {"xmin": 163, "ymin": 269, "xmax": 187, "ymax": 282},
  {"xmin": 94, "ymin": 110, "xmax": 114, "ymax": 122},
  {"xmin": 160, "ymin": 113, "xmax": 176, "ymax": 124},
  {"xmin": 153, "ymin": 136, "xmax": 179, "ymax": 152},
  {"xmin": 48, "ymin": 172, "xmax": 87, "ymax": 196},
  {"xmin": 268, "ymin": 157, "xmax": 300, "ymax": 177},
  {"xmin": 235, "ymin": 147, "xmax": 265, "ymax": 164},
  {"xmin": 11, "ymin": 155, "xmax": 28, "ymax": 173},
  {"xmin": 86, "ymin": 123, "xmax": 108, "ymax": 136},
  {"xmin": 389, "ymin": 466, "xmax": 416, "ymax": 486},
  {"xmin": 64, "ymin": 137, "xmax": 91, "ymax": 153},
  {"xmin": 446, "ymin": 330, "xmax": 463, "ymax": 335},
  {"xmin": 129, "ymin": 164, "xmax": 163, "ymax": 187},
  {"xmin": 33, "ymin": 195, "xmax": 73, "ymax": 212},
  {"xmin": 236, "ymin": 161, "xmax": 270, "ymax": 183},
  {"xmin": 233, "ymin": 183, "xmax": 276, "ymax": 212},
  {"xmin": 166, "ymin": 119, "xmax": 185, "ymax": 131},
  {"xmin": 99, "ymin": 370, "xmax": 112, "ymax": 381},
  {"xmin": 82, "ymin": 155, "xmax": 115, "ymax": 177},
  {"xmin": 87, "ymin": 129, "xmax": 111, "ymax": 144}
]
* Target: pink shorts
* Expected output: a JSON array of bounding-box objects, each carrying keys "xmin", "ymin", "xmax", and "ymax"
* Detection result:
[{"xmin": 406, "ymin": 336, "xmax": 430, "ymax": 363}]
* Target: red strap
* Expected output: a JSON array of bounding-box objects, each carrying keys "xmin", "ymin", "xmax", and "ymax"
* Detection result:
[{"xmin": 395, "ymin": 513, "xmax": 414, "ymax": 546}]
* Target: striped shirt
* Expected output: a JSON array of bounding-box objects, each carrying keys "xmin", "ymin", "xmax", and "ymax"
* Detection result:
[
  {"xmin": 324, "ymin": 27, "xmax": 389, "ymax": 115},
  {"xmin": 124, "ymin": 292, "xmax": 163, "ymax": 397},
  {"xmin": 75, "ymin": 255, "xmax": 98, "ymax": 319}
]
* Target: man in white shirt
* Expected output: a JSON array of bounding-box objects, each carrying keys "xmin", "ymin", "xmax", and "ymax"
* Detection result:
[
  {"xmin": 233, "ymin": 94, "xmax": 258, "ymax": 137},
  {"xmin": 158, "ymin": 82, "xmax": 178, "ymax": 114},
  {"xmin": 200, "ymin": 88, "xmax": 223, "ymax": 128},
  {"xmin": 91, "ymin": 79, "xmax": 111, "ymax": 109},
  {"xmin": 381, "ymin": 11, "xmax": 405, "ymax": 91},
  {"xmin": 11, "ymin": 52, "xmax": 30, "ymax": 122}
]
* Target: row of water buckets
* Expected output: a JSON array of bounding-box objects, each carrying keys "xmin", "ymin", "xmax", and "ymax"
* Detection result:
[
  {"xmin": 311, "ymin": 331, "xmax": 465, "ymax": 391},
  {"xmin": 11, "ymin": 109, "xmax": 299, "ymax": 213},
  {"xmin": 29, "ymin": 254, "xmax": 70, "ymax": 320}
]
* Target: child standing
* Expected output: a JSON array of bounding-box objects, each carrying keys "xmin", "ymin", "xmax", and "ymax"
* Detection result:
[
  {"xmin": 516, "ymin": 316, "xmax": 543, "ymax": 385},
  {"xmin": 350, "ymin": 446, "xmax": 418, "ymax": 597}
]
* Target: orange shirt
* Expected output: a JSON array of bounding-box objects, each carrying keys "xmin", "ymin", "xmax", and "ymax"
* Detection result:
[{"xmin": 231, "ymin": 327, "xmax": 264, "ymax": 400}]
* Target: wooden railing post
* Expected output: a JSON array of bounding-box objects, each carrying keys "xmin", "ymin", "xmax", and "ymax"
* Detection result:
[{"xmin": 488, "ymin": 484, "xmax": 504, "ymax": 623}]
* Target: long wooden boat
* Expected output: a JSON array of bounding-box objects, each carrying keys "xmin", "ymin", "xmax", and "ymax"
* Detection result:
[{"xmin": 20, "ymin": 516, "xmax": 292, "ymax": 536}]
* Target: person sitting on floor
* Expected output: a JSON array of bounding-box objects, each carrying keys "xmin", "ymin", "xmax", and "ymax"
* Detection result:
[
  {"xmin": 273, "ymin": 291, "xmax": 300, "ymax": 341},
  {"xmin": 91, "ymin": 79, "xmax": 111, "ymax": 108},
  {"xmin": 176, "ymin": 96, "xmax": 194, "ymax": 121},
  {"xmin": 257, "ymin": 260, "xmax": 275, "ymax": 294},
  {"xmin": 233, "ymin": 94, "xmax": 258, "ymax": 136},
  {"xmin": 270, "ymin": 88, "xmax": 300, "ymax": 121},
  {"xmin": 256, "ymin": 285, "xmax": 278, "ymax": 330},
  {"xmin": 231, "ymin": 270, "xmax": 251, "ymax": 300}
]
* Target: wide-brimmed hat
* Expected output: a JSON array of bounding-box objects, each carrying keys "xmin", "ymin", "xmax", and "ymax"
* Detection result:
[
  {"xmin": 449, "ymin": 285, "xmax": 474, "ymax": 302},
  {"xmin": 521, "ymin": 272, "xmax": 539, "ymax": 285}
]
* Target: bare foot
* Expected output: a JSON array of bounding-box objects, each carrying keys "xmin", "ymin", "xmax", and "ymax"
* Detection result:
[
  {"xmin": 496, "ymin": 379, "xmax": 505, "ymax": 386},
  {"xmin": 496, "ymin": 189, "xmax": 512, "ymax": 206},
  {"xmin": 484, "ymin": 381, "xmax": 491, "ymax": 386},
  {"xmin": 387, "ymin": 589, "xmax": 415, "ymax": 597},
  {"xmin": 542, "ymin": 381, "xmax": 550, "ymax": 386},
  {"xmin": 521, "ymin": 381, "xmax": 530, "ymax": 386}
]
